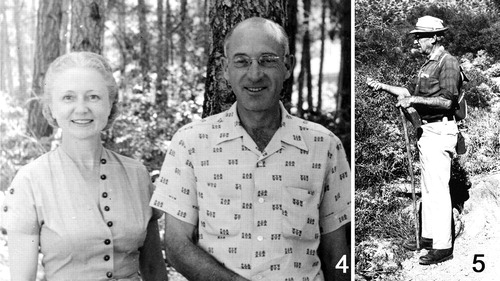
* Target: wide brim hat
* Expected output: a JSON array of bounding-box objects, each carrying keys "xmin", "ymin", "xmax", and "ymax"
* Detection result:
[{"xmin": 409, "ymin": 15, "xmax": 448, "ymax": 34}]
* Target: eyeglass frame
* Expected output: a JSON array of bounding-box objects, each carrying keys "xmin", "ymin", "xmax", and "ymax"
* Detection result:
[{"xmin": 226, "ymin": 53, "xmax": 290, "ymax": 69}]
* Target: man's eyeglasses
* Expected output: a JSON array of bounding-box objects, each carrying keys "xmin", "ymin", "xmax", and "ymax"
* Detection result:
[{"xmin": 230, "ymin": 54, "xmax": 285, "ymax": 69}]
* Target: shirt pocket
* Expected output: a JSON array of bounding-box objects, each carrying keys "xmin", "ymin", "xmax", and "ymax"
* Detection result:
[
  {"xmin": 197, "ymin": 167, "xmax": 242, "ymax": 237},
  {"xmin": 419, "ymin": 76, "xmax": 440, "ymax": 95},
  {"xmin": 281, "ymin": 186, "xmax": 320, "ymax": 241}
]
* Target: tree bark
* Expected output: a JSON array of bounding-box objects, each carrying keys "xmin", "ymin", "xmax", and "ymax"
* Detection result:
[
  {"xmin": 14, "ymin": 0, "xmax": 28, "ymax": 98},
  {"xmin": 317, "ymin": 0, "xmax": 327, "ymax": 112},
  {"xmin": 330, "ymin": 0, "xmax": 351, "ymax": 162},
  {"xmin": 203, "ymin": 0, "xmax": 288, "ymax": 117},
  {"xmin": 303, "ymin": 0, "xmax": 313, "ymax": 114},
  {"xmin": 0, "ymin": 1, "xmax": 13, "ymax": 94},
  {"xmin": 283, "ymin": 0, "xmax": 298, "ymax": 110},
  {"xmin": 138, "ymin": 0, "xmax": 150, "ymax": 90},
  {"xmin": 70, "ymin": 0, "xmax": 105, "ymax": 53},
  {"xmin": 59, "ymin": 0, "xmax": 71, "ymax": 54},
  {"xmin": 179, "ymin": 0, "xmax": 188, "ymax": 66},
  {"xmin": 27, "ymin": 0, "xmax": 63, "ymax": 138},
  {"xmin": 165, "ymin": 0, "xmax": 172, "ymax": 66},
  {"xmin": 156, "ymin": 0, "xmax": 165, "ymax": 101}
]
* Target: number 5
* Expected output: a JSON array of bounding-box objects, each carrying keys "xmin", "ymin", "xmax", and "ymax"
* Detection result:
[{"xmin": 472, "ymin": 254, "xmax": 485, "ymax": 273}]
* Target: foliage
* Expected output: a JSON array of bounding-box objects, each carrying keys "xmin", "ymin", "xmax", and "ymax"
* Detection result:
[
  {"xmin": 104, "ymin": 63, "xmax": 205, "ymax": 172},
  {"xmin": 355, "ymin": 187, "xmax": 414, "ymax": 243},
  {"xmin": 0, "ymin": 91, "xmax": 53, "ymax": 192},
  {"xmin": 356, "ymin": 1, "xmax": 500, "ymax": 275}
]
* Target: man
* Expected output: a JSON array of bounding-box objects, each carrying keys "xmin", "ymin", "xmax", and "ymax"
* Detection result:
[
  {"xmin": 150, "ymin": 17, "xmax": 351, "ymax": 281},
  {"xmin": 367, "ymin": 16, "xmax": 460, "ymax": 265}
]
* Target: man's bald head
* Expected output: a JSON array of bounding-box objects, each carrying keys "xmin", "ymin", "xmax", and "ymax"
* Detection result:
[{"xmin": 223, "ymin": 17, "xmax": 290, "ymax": 57}]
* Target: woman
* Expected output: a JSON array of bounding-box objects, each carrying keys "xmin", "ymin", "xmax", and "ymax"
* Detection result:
[{"xmin": 2, "ymin": 52, "xmax": 167, "ymax": 280}]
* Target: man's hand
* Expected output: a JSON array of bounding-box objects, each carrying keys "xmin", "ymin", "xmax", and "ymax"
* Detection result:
[
  {"xmin": 397, "ymin": 96, "xmax": 413, "ymax": 108},
  {"xmin": 366, "ymin": 77, "xmax": 384, "ymax": 91},
  {"xmin": 163, "ymin": 213, "xmax": 250, "ymax": 281},
  {"xmin": 366, "ymin": 77, "xmax": 411, "ymax": 98}
]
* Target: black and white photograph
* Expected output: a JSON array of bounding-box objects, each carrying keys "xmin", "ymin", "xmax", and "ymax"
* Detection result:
[
  {"xmin": 355, "ymin": 0, "xmax": 500, "ymax": 280},
  {"xmin": 0, "ymin": 0, "xmax": 352, "ymax": 280}
]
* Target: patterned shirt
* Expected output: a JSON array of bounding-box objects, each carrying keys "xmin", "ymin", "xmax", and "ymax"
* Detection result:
[
  {"xmin": 410, "ymin": 46, "xmax": 461, "ymax": 121},
  {"xmin": 1, "ymin": 148, "xmax": 154, "ymax": 280},
  {"xmin": 150, "ymin": 101, "xmax": 351, "ymax": 281}
]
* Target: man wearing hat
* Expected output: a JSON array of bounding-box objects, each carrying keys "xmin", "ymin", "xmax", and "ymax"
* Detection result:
[{"xmin": 367, "ymin": 15, "xmax": 461, "ymax": 265}]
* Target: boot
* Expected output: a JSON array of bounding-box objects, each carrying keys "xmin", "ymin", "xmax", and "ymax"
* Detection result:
[
  {"xmin": 419, "ymin": 248, "xmax": 453, "ymax": 265},
  {"xmin": 403, "ymin": 237, "xmax": 432, "ymax": 251}
]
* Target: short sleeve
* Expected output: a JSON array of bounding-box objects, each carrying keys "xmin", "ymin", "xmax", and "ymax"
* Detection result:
[
  {"xmin": 149, "ymin": 129, "xmax": 198, "ymax": 225},
  {"xmin": 438, "ymin": 55, "xmax": 460, "ymax": 101},
  {"xmin": 319, "ymin": 135, "xmax": 351, "ymax": 234},
  {"xmin": 1, "ymin": 168, "xmax": 40, "ymax": 235}
]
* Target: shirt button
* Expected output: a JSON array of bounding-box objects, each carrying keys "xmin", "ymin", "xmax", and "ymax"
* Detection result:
[
  {"xmin": 106, "ymin": 272, "xmax": 113, "ymax": 278},
  {"xmin": 104, "ymin": 206, "xmax": 110, "ymax": 211},
  {"xmin": 9, "ymin": 189, "xmax": 14, "ymax": 194},
  {"xmin": 100, "ymin": 174, "xmax": 107, "ymax": 180},
  {"xmin": 104, "ymin": 255, "xmax": 110, "ymax": 261},
  {"xmin": 258, "ymin": 198, "xmax": 264, "ymax": 203},
  {"xmin": 3, "ymin": 206, "xmax": 8, "ymax": 212},
  {"xmin": 101, "ymin": 158, "xmax": 107, "ymax": 164},
  {"xmin": 107, "ymin": 221, "xmax": 113, "ymax": 227},
  {"xmin": 104, "ymin": 239, "xmax": 111, "ymax": 245},
  {"xmin": 102, "ymin": 192, "xmax": 108, "ymax": 198},
  {"xmin": 257, "ymin": 236, "xmax": 263, "ymax": 241}
]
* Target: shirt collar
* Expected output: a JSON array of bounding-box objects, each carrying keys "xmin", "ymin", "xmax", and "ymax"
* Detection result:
[
  {"xmin": 428, "ymin": 45, "xmax": 445, "ymax": 61},
  {"xmin": 214, "ymin": 101, "xmax": 309, "ymax": 152}
]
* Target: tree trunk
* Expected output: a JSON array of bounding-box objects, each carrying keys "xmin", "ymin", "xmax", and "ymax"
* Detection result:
[
  {"xmin": 156, "ymin": 0, "xmax": 165, "ymax": 101},
  {"xmin": 331, "ymin": 0, "xmax": 351, "ymax": 162},
  {"xmin": 14, "ymin": 0, "xmax": 28, "ymax": 98},
  {"xmin": 70, "ymin": 0, "xmax": 105, "ymax": 53},
  {"xmin": 0, "ymin": 1, "xmax": 13, "ymax": 94},
  {"xmin": 138, "ymin": 0, "xmax": 150, "ymax": 91},
  {"xmin": 303, "ymin": 0, "xmax": 313, "ymax": 114},
  {"xmin": 283, "ymin": 0, "xmax": 298, "ymax": 110},
  {"xmin": 165, "ymin": 0, "xmax": 171, "ymax": 66},
  {"xmin": 59, "ymin": 0, "xmax": 71, "ymax": 54},
  {"xmin": 203, "ymin": 0, "xmax": 288, "ymax": 117},
  {"xmin": 179, "ymin": 0, "xmax": 188, "ymax": 66},
  {"xmin": 27, "ymin": 0, "xmax": 63, "ymax": 138},
  {"xmin": 317, "ymin": 0, "xmax": 327, "ymax": 112}
]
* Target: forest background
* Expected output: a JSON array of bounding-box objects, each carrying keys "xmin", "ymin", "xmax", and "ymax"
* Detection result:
[
  {"xmin": 355, "ymin": 0, "xmax": 500, "ymax": 279},
  {"xmin": 0, "ymin": 0, "xmax": 350, "ymax": 279},
  {"xmin": 0, "ymin": 0, "xmax": 350, "ymax": 194}
]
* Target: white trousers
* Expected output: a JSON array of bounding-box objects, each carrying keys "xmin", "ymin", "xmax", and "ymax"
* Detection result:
[{"xmin": 417, "ymin": 120, "xmax": 458, "ymax": 249}]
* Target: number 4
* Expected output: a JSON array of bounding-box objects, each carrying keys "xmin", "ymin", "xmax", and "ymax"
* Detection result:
[
  {"xmin": 335, "ymin": 255, "xmax": 349, "ymax": 273},
  {"xmin": 472, "ymin": 254, "xmax": 485, "ymax": 273}
]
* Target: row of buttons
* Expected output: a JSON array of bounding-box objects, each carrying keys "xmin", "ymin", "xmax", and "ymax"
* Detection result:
[{"xmin": 102, "ymin": 158, "xmax": 113, "ymax": 280}]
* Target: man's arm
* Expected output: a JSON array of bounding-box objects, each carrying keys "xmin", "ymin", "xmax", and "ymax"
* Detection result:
[
  {"xmin": 318, "ymin": 224, "xmax": 350, "ymax": 281},
  {"xmin": 164, "ymin": 213, "xmax": 250, "ymax": 281},
  {"xmin": 139, "ymin": 219, "xmax": 168, "ymax": 281},
  {"xmin": 366, "ymin": 78, "xmax": 411, "ymax": 98},
  {"xmin": 396, "ymin": 95, "xmax": 453, "ymax": 110}
]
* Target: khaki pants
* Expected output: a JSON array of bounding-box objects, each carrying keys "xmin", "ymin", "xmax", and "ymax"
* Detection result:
[{"xmin": 418, "ymin": 120, "xmax": 458, "ymax": 249}]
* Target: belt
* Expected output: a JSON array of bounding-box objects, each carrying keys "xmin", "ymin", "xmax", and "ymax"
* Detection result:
[{"xmin": 422, "ymin": 115, "xmax": 454, "ymax": 124}]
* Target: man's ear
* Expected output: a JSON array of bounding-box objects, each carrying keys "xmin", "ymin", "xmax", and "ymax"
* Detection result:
[
  {"xmin": 222, "ymin": 57, "xmax": 230, "ymax": 81},
  {"xmin": 284, "ymin": 55, "xmax": 295, "ymax": 80},
  {"xmin": 431, "ymin": 35, "xmax": 438, "ymax": 44}
]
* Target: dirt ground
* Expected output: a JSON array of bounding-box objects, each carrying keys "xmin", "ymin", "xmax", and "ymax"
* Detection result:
[{"xmin": 400, "ymin": 172, "xmax": 500, "ymax": 281}]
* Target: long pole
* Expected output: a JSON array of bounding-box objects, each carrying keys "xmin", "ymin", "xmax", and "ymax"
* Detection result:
[{"xmin": 399, "ymin": 107, "xmax": 420, "ymax": 249}]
